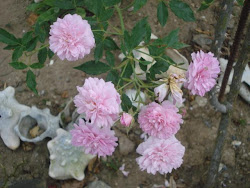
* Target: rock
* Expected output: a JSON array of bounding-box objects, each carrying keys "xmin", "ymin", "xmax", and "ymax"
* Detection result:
[
  {"xmin": 231, "ymin": 140, "xmax": 241, "ymax": 147},
  {"xmin": 193, "ymin": 34, "xmax": 212, "ymax": 48},
  {"xmin": 86, "ymin": 180, "xmax": 111, "ymax": 188},
  {"xmin": 195, "ymin": 96, "xmax": 208, "ymax": 107}
]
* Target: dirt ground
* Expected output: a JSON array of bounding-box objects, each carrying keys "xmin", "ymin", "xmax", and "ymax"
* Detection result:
[{"xmin": 0, "ymin": 0, "xmax": 249, "ymax": 188}]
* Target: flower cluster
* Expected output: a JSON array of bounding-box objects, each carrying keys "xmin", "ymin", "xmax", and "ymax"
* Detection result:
[{"xmin": 71, "ymin": 78, "xmax": 120, "ymax": 157}]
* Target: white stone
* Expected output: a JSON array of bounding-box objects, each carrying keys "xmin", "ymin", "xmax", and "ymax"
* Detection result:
[
  {"xmin": 0, "ymin": 87, "xmax": 30, "ymax": 150},
  {"xmin": 47, "ymin": 129, "xmax": 95, "ymax": 180}
]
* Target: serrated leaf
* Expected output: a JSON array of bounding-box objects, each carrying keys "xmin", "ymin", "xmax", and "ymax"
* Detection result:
[
  {"xmin": 9, "ymin": 62, "xmax": 28, "ymax": 70},
  {"xmin": 26, "ymin": 37, "xmax": 38, "ymax": 52},
  {"xmin": 121, "ymin": 94, "xmax": 133, "ymax": 112},
  {"xmin": 133, "ymin": 0, "xmax": 148, "ymax": 12},
  {"xmin": 148, "ymin": 45, "xmax": 165, "ymax": 56},
  {"xmin": 35, "ymin": 23, "xmax": 46, "ymax": 43},
  {"xmin": 103, "ymin": 37, "xmax": 119, "ymax": 50},
  {"xmin": 122, "ymin": 61, "xmax": 133, "ymax": 78},
  {"xmin": 144, "ymin": 23, "xmax": 151, "ymax": 44},
  {"xmin": 148, "ymin": 56, "xmax": 170, "ymax": 79},
  {"xmin": 169, "ymin": 0, "xmax": 195, "ymax": 22},
  {"xmin": 102, "ymin": 0, "xmax": 121, "ymax": 7},
  {"xmin": 22, "ymin": 31, "xmax": 33, "ymax": 45},
  {"xmin": 30, "ymin": 62, "xmax": 44, "ymax": 69},
  {"xmin": 106, "ymin": 51, "xmax": 115, "ymax": 66},
  {"xmin": 74, "ymin": 61, "xmax": 111, "ymax": 75},
  {"xmin": 99, "ymin": 8, "xmax": 114, "ymax": 22},
  {"xmin": 198, "ymin": 0, "xmax": 214, "ymax": 11},
  {"xmin": 26, "ymin": 70, "xmax": 38, "ymax": 95},
  {"xmin": 43, "ymin": 0, "xmax": 75, "ymax": 9},
  {"xmin": 94, "ymin": 42, "xmax": 104, "ymax": 62},
  {"xmin": 157, "ymin": 1, "xmax": 168, "ymax": 26},
  {"xmin": 38, "ymin": 47, "xmax": 47, "ymax": 64},
  {"xmin": 106, "ymin": 70, "xmax": 119, "ymax": 85},
  {"xmin": 12, "ymin": 47, "xmax": 23, "ymax": 61},
  {"xmin": 130, "ymin": 17, "xmax": 148, "ymax": 49},
  {"xmin": 48, "ymin": 49, "xmax": 54, "ymax": 59},
  {"xmin": 171, "ymin": 42, "xmax": 189, "ymax": 49},
  {"xmin": 0, "ymin": 28, "xmax": 19, "ymax": 45},
  {"xmin": 26, "ymin": 2, "xmax": 44, "ymax": 12},
  {"xmin": 3, "ymin": 44, "xmax": 19, "ymax": 50},
  {"xmin": 83, "ymin": 0, "xmax": 103, "ymax": 16}
]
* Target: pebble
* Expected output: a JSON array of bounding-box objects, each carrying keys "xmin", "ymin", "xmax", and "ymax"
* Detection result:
[
  {"xmin": 46, "ymin": 101, "xmax": 51, "ymax": 106},
  {"xmin": 86, "ymin": 180, "xmax": 111, "ymax": 188},
  {"xmin": 231, "ymin": 140, "xmax": 241, "ymax": 147},
  {"xmin": 195, "ymin": 96, "xmax": 208, "ymax": 107},
  {"xmin": 193, "ymin": 34, "xmax": 212, "ymax": 48}
]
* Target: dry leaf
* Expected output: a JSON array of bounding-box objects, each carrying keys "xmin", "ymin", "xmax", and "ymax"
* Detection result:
[
  {"xmin": 195, "ymin": 29, "xmax": 211, "ymax": 36},
  {"xmin": 27, "ymin": 13, "xmax": 38, "ymax": 26},
  {"xmin": 61, "ymin": 91, "xmax": 69, "ymax": 99},
  {"xmin": 29, "ymin": 125, "xmax": 40, "ymax": 138},
  {"xmin": 169, "ymin": 176, "xmax": 177, "ymax": 188},
  {"xmin": 88, "ymin": 156, "xmax": 98, "ymax": 172},
  {"xmin": 22, "ymin": 142, "xmax": 35, "ymax": 151}
]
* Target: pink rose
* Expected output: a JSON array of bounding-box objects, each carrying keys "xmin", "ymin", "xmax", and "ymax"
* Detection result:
[{"xmin": 120, "ymin": 113, "xmax": 133, "ymax": 127}]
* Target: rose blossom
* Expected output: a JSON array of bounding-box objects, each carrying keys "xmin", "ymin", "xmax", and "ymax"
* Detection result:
[
  {"xmin": 49, "ymin": 14, "xmax": 95, "ymax": 61},
  {"xmin": 120, "ymin": 113, "xmax": 133, "ymax": 127},
  {"xmin": 136, "ymin": 136, "xmax": 185, "ymax": 175},
  {"xmin": 185, "ymin": 50, "xmax": 220, "ymax": 96},
  {"xmin": 70, "ymin": 119, "xmax": 118, "ymax": 157},
  {"xmin": 138, "ymin": 101, "xmax": 183, "ymax": 139},
  {"xmin": 74, "ymin": 77, "xmax": 121, "ymax": 128}
]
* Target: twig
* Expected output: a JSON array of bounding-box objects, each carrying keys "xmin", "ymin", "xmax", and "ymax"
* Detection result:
[
  {"xmin": 205, "ymin": 23, "xmax": 250, "ymax": 188},
  {"xmin": 208, "ymin": 0, "xmax": 235, "ymax": 113},
  {"xmin": 218, "ymin": 0, "xmax": 250, "ymax": 101}
]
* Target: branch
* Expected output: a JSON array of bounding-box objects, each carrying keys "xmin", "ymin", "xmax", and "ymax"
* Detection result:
[
  {"xmin": 218, "ymin": 0, "xmax": 250, "ymax": 101},
  {"xmin": 208, "ymin": 0, "xmax": 235, "ymax": 112},
  {"xmin": 205, "ymin": 23, "xmax": 250, "ymax": 188}
]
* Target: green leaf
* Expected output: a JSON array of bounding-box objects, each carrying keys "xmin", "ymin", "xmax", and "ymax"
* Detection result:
[
  {"xmin": 37, "ymin": 7, "xmax": 58, "ymax": 23},
  {"xmin": 139, "ymin": 58, "xmax": 151, "ymax": 71},
  {"xmin": 169, "ymin": 0, "xmax": 195, "ymax": 22},
  {"xmin": 76, "ymin": 8, "xmax": 86, "ymax": 18},
  {"xmin": 30, "ymin": 62, "xmax": 44, "ymax": 69},
  {"xmin": 148, "ymin": 56, "xmax": 170, "ymax": 79},
  {"xmin": 48, "ymin": 49, "xmax": 54, "ymax": 59},
  {"xmin": 35, "ymin": 23, "xmax": 47, "ymax": 43},
  {"xmin": 3, "ymin": 44, "xmax": 19, "ymax": 50},
  {"xmin": 26, "ymin": 70, "xmax": 38, "ymax": 95},
  {"xmin": 83, "ymin": 0, "xmax": 103, "ymax": 16},
  {"xmin": 198, "ymin": 0, "xmax": 214, "ymax": 11},
  {"xmin": 236, "ymin": 0, "xmax": 244, "ymax": 6},
  {"xmin": 171, "ymin": 42, "xmax": 189, "ymax": 49},
  {"xmin": 102, "ymin": 0, "xmax": 121, "ymax": 7},
  {"xmin": 43, "ymin": 0, "xmax": 75, "ymax": 9},
  {"xmin": 26, "ymin": 37, "xmax": 38, "ymax": 52},
  {"xmin": 38, "ymin": 48, "xmax": 47, "ymax": 64},
  {"xmin": 103, "ymin": 37, "xmax": 119, "ymax": 50},
  {"xmin": 162, "ymin": 28, "xmax": 179, "ymax": 47},
  {"xmin": 26, "ymin": 2, "xmax": 44, "ymax": 12},
  {"xmin": 0, "ymin": 28, "xmax": 19, "ymax": 45},
  {"xmin": 106, "ymin": 70, "xmax": 119, "ymax": 85},
  {"xmin": 130, "ymin": 17, "xmax": 148, "ymax": 49},
  {"xmin": 148, "ymin": 45, "xmax": 165, "ymax": 56},
  {"xmin": 122, "ymin": 61, "xmax": 133, "ymax": 78},
  {"xmin": 157, "ymin": 1, "xmax": 168, "ymax": 26},
  {"xmin": 121, "ymin": 94, "xmax": 133, "ymax": 112},
  {"xmin": 99, "ymin": 8, "xmax": 114, "ymax": 22},
  {"xmin": 106, "ymin": 51, "xmax": 115, "ymax": 67},
  {"xmin": 144, "ymin": 23, "xmax": 151, "ymax": 44},
  {"xmin": 12, "ymin": 47, "xmax": 23, "ymax": 61},
  {"xmin": 22, "ymin": 31, "xmax": 33, "ymax": 45},
  {"xmin": 74, "ymin": 61, "xmax": 111, "ymax": 75},
  {"xmin": 133, "ymin": 0, "xmax": 148, "ymax": 12},
  {"xmin": 9, "ymin": 62, "xmax": 28, "ymax": 70},
  {"xmin": 94, "ymin": 42, "xmax": 104, "ymax": 62}
]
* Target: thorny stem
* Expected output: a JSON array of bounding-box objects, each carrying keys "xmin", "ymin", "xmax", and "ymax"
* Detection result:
[
  {"xmin": 115, "ymin": 5, "xmax": 125, "ymax": 34},
  {"xmin": 208, "ymin": 0, "xmax": 234, "ymax": 113},
  {"xmin": 205, "ymin": 23, "xmax": 250, "ymax": 188},
  {"xmin": 218, "ymin": 0, "xmax": 250, "ymax": 101}
]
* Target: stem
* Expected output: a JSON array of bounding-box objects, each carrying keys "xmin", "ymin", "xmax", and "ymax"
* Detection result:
[
  {"xmin": 115, "ymin": 5, "xmax": 125, "ymax": 34},
  {"xmin": 218, "ymin": 0, "xmax": 250, "ymax": 101},
  {"xmin": 208, "ymin": 0, "xmax": 234, "ymax": 113},
  {"xmin": 205, "ymin": 23, "xmax": 250, "ymax": 188},
  {"xmin": 92, "ymin": 30, "xmax": 122, "ymax": 35}
]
